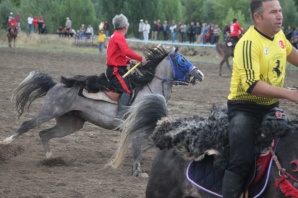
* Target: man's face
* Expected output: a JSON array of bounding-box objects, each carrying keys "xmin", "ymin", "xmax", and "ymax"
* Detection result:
[{"xmin": 258, "ymin": 0, "xmax": 283, "ymax": 36}]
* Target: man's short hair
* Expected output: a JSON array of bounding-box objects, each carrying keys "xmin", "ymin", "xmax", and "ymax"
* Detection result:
[
  {"xmin": 250, "ymin": 0, "xmax": 275, "ymax": 20},
  {"xmin": 233, "ymin": 18, "xmax": 237, "ymax": 23},
  {"xmin": 113, "ymin": 14, "xmax": 129, "ymax": 30}
]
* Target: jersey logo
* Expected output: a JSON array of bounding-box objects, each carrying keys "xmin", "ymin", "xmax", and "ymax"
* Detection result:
[
  {"xmin": 264, "ymin": 47, "xmax": 269, "ymax": 55},
  {"xmin": 279, "ymin": 40, "xmax": 285, "ymax": 49},
  {"xmin": 273, "ymin": 60, "xmax": 282, "ymax": 77}
]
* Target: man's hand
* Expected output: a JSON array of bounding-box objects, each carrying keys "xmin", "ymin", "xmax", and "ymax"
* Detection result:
[{"xmin": 141, "ymin": 57, "xmax": 147, "ymax": 65}]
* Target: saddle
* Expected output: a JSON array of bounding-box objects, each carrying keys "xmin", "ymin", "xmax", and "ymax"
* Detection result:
[{"xmin": 186, "ymin": 138, "xmax": 279, "ymax": 198}]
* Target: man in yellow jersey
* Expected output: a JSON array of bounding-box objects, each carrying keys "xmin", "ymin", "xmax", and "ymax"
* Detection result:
[{"xmin": 223, "ymin": 0, "xmax": 298, "ymax": 197}]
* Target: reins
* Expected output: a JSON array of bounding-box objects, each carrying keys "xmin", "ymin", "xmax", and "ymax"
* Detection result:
[{"xmin": 270, "ymin": 147, "xmax": 298, "ymax": 182}]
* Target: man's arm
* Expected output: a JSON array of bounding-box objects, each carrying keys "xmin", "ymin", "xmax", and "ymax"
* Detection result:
[
  {"xmin": 287, "ymin": 46, "xmax": 298, "ymax": 67},
  {"xmin": 251, "ymin": 81, "xmax": 298, "ymax": 103}
]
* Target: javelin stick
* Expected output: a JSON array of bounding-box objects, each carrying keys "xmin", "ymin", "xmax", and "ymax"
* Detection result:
[{"xmin": 122, "ymin": 62, "xmax": 142, "ymax": 78}]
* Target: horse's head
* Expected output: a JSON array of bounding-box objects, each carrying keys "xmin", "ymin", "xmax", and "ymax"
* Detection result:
[{"xmin": 168, "ymin": 47, "xmax": 204, "ymax": 85}]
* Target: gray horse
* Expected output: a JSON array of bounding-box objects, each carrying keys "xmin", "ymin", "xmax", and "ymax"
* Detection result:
[
  {"xmin": 110, "ymin": 94, "xmax": 298, "ymax": 198},
  {"xmin": 2, "ymin": 45, "xmax": 204, "ymax": 177}
]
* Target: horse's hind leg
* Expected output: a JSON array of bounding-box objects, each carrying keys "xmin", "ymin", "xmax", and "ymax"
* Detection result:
[
  {"xmin": 39, "ymin": 113, "xmax": 85, "ymax": 158},
  {"xmin": 225, "ymin": 56, "xmax": 232, "ymax": 72},
  {"xmin": 2, "ymin": 112, "xmax": 57, "ymax": 144},
  {"xmin": 219, "ymin": 58, "xmax": 225, "ymax": 76},
  {"xmin": 132, "ymin": 132, "xmax": 149, "ymax": 177}
]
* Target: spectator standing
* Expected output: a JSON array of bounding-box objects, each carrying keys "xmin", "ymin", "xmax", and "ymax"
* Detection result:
[
  {"xmin": 33, "ymin": 16, "xmax": 38, "ymax": 33},
  {"xmin": 99, "ymin": 21, "xmax": 104, "ymax": 31},
  {"xmin": 65, "ymin": 17, "xmax": 72, "ymax": 30},
  {"xmin": 202, "ymin": 23, "xmax": 209, "ymax": 44},
  {"xmin": 188, "ymin": 22, "xmax": 196, "ymax": 43},
  {"xmin": 138, "ymin": 19, "xmax": 144, "ymax": 40},
  {"xmin": 38, "ymin": 16, "xmax": 44, "ymax": 34},
  {"xmin": 103, "ymin": 21, "xmax": 110, "ymax": 37},
  {"xmin": 143, "ymin": 20, "xmax": 150, "ymax": 41},
  {"xmin": 212, "ymin": 24, "xmax": 221, "ymax": 44},
  {"xmin": 98, "ymin": 30, "xmax": 106, "ymax": 54},
  {"xmin": 179, "ymin": 22, "xmax": 186, "ymax": 42},
  {"xmin": 15, "ymin": 12, "xmax": 21, "ymax": 32},
  {"xmin": 156, "ymin": 19, "xmax": 161, "ymax": 40},
  {"xmin": 27, "ymin": 14, "xmax": 33, "ymax": 35},
  {"xmin": 162, "ymin": 20, "xmax": 169, "ymax": 40},
  {"xmin": 151, "ymin": 20, "xmax": 157, "ymax": 40},
  {"xmin": 169, "ymin": 21, "xmax": 177, "ymax": 43},
  {"xmin": 195, "ymin": 22, "xmax": 201, "ymax": 43}
]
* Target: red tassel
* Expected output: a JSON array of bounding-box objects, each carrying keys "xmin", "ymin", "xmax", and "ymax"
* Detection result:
[{"xmin": 275, "ymin": 176, "xmax": 298, "ymax": 198}]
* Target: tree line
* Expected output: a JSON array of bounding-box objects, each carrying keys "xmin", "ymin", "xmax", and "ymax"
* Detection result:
[{"xmin": 1, "ymin": 0, "xmax": 298, "ymax": 37}]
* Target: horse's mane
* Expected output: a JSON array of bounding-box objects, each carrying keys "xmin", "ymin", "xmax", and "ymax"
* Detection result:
[
  {"xmin": 152, "ymin": 105, "xmax": 295, "ymax": 171},
  {"xmin": 129, "ymin": 45, "xmax": 169, "ymax": 86},
  {"xmin": 60, "ymin": 45, "xmax": 170, "ymax": 91}
]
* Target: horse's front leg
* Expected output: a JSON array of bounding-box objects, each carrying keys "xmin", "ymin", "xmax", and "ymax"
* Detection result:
[{"xmin": 132, "ymin": 133, "xmax": 149, "ymax": 178}]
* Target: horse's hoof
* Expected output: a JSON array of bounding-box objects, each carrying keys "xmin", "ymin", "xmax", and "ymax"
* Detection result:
[
  {"xmin": 46, "ymin": 151, "xmax": 53, "ymax": 158},
  {"xmin": 2, "ymin": 136, "xmax": 14, "ymax": 144},
  {"xmin": 139, "ymin": 173, "xmax": 149, "ymax": 178},
  {"xmin": 133, "ymin": 171, "xmax": 149, "ymax": 178}
]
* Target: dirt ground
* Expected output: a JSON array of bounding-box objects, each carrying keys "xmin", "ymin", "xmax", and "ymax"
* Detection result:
[{"xmin": 0, "ymin": 46, "xmax": 297, "ymax": 198}]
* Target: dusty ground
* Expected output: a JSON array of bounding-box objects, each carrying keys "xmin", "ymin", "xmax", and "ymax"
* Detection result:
[{"xmin": 0, "ymin": 44, "xmax": 297, "ymax": 198}]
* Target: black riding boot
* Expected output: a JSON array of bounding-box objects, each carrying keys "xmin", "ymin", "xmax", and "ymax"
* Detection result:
[
  {"xmin": 113, "ymin": 92, "xmax": 131, "ymax": 126},
  {"xmin": 222, "ymin": 170, "xmax": 244, "ymax": 198}
]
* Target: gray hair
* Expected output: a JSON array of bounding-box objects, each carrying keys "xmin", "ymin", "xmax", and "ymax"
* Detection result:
[{"xmin": 112, "ymin": 14, "xmax": 129, "ymax": 30}]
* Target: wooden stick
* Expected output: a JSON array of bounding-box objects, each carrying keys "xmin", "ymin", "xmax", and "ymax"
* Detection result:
[{"xmin": 122, "ymin": 62, "xmax": 142, "ymax": 78}]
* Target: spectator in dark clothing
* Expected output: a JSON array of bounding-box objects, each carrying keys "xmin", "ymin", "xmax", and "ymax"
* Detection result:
[
  {"xmin": 188, "ymin": 22, "xmax": 196, "ymax": 43},
  {"xmin": 40, "ymin": 24, "xmax": 48, "ymax": 34},
  {"xmin": 162, "ymin": 20, "xmax": 169, "ymax": 40},
  {"xmin": 285, "ymin": 25, "xmax": 293, "ymax": 41},
  {"xmin": 195, "ymin": 22, "xmax": 201, "ymax": 43}
]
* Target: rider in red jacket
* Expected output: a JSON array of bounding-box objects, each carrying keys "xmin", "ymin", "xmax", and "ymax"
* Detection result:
[
  {"xmin": 106, "ymin": 14, "xmax": 147, "ymax": 124},
  {"xmin": 230, "ymin": 18, "xmax": 244, "ymax": 42}
]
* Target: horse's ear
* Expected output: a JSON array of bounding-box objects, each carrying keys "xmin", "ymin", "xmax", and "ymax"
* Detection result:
[{"xmin": 175, "ymin": 46, "xmax": 179, "ymax": 52}]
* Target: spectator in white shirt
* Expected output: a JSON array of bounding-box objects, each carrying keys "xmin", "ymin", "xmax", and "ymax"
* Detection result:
[{"xmin": 143, "ymin": 20, "xmax": 150, "ymax": 41}]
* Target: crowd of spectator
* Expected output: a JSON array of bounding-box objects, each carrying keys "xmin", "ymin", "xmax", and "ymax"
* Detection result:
[
  {"xmin": 284, "ymin": 25, "xmax": 298, "ymax": 49},
  {"xmin": 138, "ymin": 19, "xmax": 224, "ymax": 45}
]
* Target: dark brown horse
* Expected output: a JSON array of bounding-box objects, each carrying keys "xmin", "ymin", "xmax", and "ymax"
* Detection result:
[
  {"xmin": 215, "ymin": 42, "xmax": 233, "ymax": 76},
  {"xmin": 110, "ymin": 94, "xmax": 298, "ymax": 198},
  {"xmin": 7, "ymin": 26, "xmax": 18, "ymax": 48}
]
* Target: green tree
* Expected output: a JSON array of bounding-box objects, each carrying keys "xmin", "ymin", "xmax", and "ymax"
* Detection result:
[
  {"xmin": 0, "ymin": 0, "xmax": 16, "ymax": 28},
  {"xmin": 98, "ymin": 0, "xmax": 161, "ymax": 37}
]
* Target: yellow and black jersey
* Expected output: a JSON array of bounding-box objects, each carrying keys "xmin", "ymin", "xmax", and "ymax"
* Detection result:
[{"xmin": 228, "ymin": 26, "xmax": 293, "ymax": 105}]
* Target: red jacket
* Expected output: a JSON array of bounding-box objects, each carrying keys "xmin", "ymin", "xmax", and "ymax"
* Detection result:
[
  {"xmin": 33, "ymin": 18, "xmax": 38, "ymax": 26},
  {"xmin": 8, "ymin": 19, "xmax": 16, "ymax": 27},
  {"xmin": 230, "ymin": 22, "xmax": 243, "ymax": 38},
  {"xmin": 106, "ymin": 30, "xmax": 142, "ymax": 67}
]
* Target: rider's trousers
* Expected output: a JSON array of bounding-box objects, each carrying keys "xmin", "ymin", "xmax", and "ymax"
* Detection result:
[{"xmin": 226, "ymin": 101, "xmax": 278, "ymax": 179}]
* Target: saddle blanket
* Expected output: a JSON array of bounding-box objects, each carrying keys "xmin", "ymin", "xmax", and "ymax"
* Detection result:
[
  {"xmin": 186, "ymin": 138, "xmax": 280, "ymax": 198},
  {"xmin": 82, "ymin": 89, "xmax": 118, "ymax": 104}
]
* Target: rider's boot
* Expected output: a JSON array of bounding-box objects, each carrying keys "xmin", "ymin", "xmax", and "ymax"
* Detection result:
[
  {"xmin": 222, "ymin": 170, "xmax": 244, "ymax": 198},
  {"xmin": 112, "ymin": 92, "xmax": 131, "ymax": 127}
]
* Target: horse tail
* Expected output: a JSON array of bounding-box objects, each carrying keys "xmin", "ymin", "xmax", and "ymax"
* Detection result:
[
  {"xmin": 12, "ymin": 71, "xmax": 56, "ymax": 118},
  {"xmin": 107, "ymin": 94, "xmax": 168, "ymax": 169}
]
